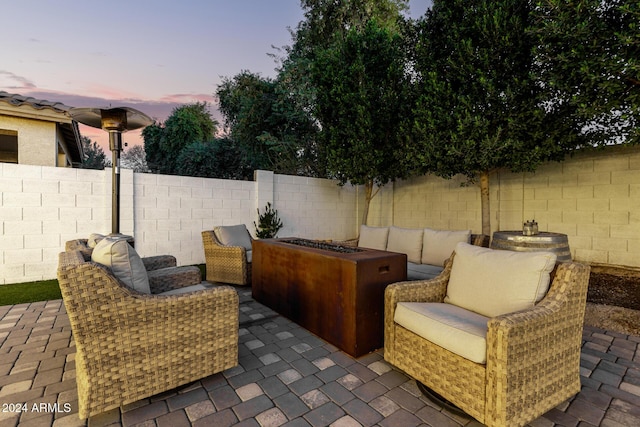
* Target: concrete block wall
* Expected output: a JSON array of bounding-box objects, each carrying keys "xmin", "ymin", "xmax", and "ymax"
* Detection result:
[
  {"xmin": 377, "ymin": 144, "xmax": 640, "ymax": 268},
  {"xmin": 1, "ymin": 164, "xmax": 111, "ymax": 284},
  {"xmin": 0, "ymin": 165, "xmax": 360, "ymax": 284},
  {"xmin": 273, "ymin": 173, "xmax": 360, "ymax": 240}
]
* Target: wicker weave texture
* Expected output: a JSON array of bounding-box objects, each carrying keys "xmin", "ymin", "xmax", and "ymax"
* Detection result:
[
  {"xmin": 384, "ymin": 254, "xmax": 590, "ymax": 427},
  {"xmin": 65, "ymin": 239, "xmax": 177, "ymax": 270},
  {"xmin": 202, "ymin": 230, "xmax": 251, "ymax": 285},
  {"xmin": 57, "ymin": 254, "xmax": 239, "ymax": 419}
]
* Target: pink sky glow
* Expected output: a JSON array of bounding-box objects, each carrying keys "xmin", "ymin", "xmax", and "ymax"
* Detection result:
[{"xmin": 1, "ymin": 0, "xmax": 430, "ymax": 152}]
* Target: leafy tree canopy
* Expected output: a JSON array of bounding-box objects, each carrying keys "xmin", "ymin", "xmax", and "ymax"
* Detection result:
[
  {"xmin": 80, "ymin": 136, "xmax": 109, "ymax": 170},
  {"xmin": 143, "ymin": 102, "xmax": 218, "ymax": 174},
  {"xmin": 311, "ymin": 18, "xmax": 415, "ymax": 223},
  {"xmin": 175, "ymin": 139, "xmax": 250, "ymax": 180},
  {"xmin": 216, "ymin": 70, "xmax": 323, "ymax": 176},
  {"xmin": 532, "ymin": 0, "xmax": 640, "ymax": 145},
  {"xmin": 411, "ymin": 0, "xmax": 582, "ymax": 234}
]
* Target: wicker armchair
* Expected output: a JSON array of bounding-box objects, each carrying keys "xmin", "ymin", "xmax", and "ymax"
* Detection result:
[
  {"xmin": 57, "ymin": 250, "xmax": 239, "ymax": 419},
  {"xmin": 384, "ymin": 252, "xmax": 590, "ymax": 427},
  {"xmin": 202, "ymin": 226, "xmax": 253, "ymax": 285}
]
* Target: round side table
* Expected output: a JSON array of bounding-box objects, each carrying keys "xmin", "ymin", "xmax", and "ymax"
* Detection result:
[{"xmin": 490, "ymin": 231, "xmax": 572, "ymax": 262}]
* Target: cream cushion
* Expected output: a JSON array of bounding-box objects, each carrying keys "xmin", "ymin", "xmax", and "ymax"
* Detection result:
[
  {"xmin": 358, "ymin": 225, "xmax": 389, "ymax": 251},
  {"xmin": 395, "ymin": 302, "xmax": 489, "ymax": 364},
  {"xmin": 421, "ymin": 228, "xmax": 471, "ymax": 266},
  {"xmin": 214, "ymin": 225, "xmax": 252, "ymax": 251},
  {"xmin": 91, "ymin": 237, "xmax": 150, "ymax": 294},
  {"xmin": 445, "ymin": 242, "xmax": 557, "ymax": 318},
  {"xmin": 386, "ymin": 226, "xmax": 424, "ymax": 263},
  {"xmin": 87, "ymin": 233, "xmax": 106, "ymax": 248}
]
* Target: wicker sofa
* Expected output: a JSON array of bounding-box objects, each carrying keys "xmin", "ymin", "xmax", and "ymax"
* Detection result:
[
  {"xmin": 202, "ymin": 225, "xmax": 253, "ymax": 285},
  {"xmin": 384, "ymin": 242, "xmax": 590, "ymax": 427},
  {"xmin": 347, "ymin": 225, "xmax": 490, "ymax": 280},
  {"xmin": 58, "ymin": 246, "xmax": 239, "ymax": 419}
]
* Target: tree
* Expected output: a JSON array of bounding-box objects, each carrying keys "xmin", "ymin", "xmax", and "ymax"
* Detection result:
[
  {"xmin": 80, "ymin": 136, "xmax": 109, "ymax": 170},
  {"xmin": 310, "ymin": 19, "xmax": 416, "ymax": 224},
  {"xmin": 175, "ymin": 139, "xmax": 249, "ymax": 180},
  {"xmin": 143, "ymin": 102, "xmax": 218, "ymax": 174},
  {"xmin": 532, "ymin": 0, "xmax": 639, "ymax": 145},
  {"xmin": 412, "ymin": 0, "xmax": 581, "ymax": 235},
  {"xmin": 120, "ymin": 144, "xmax": 150, "ymax": 173},
  {"xmin": 216, "ymin": 71, "xmax": 322, "ymax": 176}
]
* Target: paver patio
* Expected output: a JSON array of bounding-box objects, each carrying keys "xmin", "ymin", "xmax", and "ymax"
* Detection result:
[{"xmin": 0, "ymin": 285, "xmax": 639, "ymax": 427}]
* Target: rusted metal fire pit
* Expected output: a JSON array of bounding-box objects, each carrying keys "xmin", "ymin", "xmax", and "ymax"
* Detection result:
[{"xmin": 252, "ymin": 238, "xmax": 407, "ymax": 357}]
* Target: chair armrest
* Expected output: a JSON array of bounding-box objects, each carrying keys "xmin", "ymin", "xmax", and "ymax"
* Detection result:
[
  {"xmin": 142, "ymin": 255, "xmax": 177, "ymax": 271},
  {"xmin": 148, "ymin": 266, "xmax": 202, "ymax": 294},
  {"xmin": 485, "ymin": 262, "xmax": 590, "ymax": 423},
  {"xmin": 471, "ymin": 233, "xmax": 490, "ymax": 247}
]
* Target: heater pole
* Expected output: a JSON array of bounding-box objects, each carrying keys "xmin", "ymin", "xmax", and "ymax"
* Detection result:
[{"xmin": 109, "ymin": 130, "xmax": 123, "ymax": 235}]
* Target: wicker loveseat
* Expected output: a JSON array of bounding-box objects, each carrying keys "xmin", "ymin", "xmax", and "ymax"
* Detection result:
[
  {"xmin": 58, "ymin": 248, "xmax": 239, "ymax": 419},
  {"xmin": 384, "ymin": 242, "xmax": 590, "ymax": 427},
  {"xmin": 202, "ymin": 225, "xmax": 253, "ymax": 285}
]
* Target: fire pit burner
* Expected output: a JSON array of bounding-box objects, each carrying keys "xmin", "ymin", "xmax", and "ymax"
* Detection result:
[{"xmin": 280, "ymin": 238, "xmax": 364, "ymax": 253}]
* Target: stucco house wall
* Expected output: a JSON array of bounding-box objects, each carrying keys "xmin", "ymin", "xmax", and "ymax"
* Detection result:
[{"xmin": 0, "ymin": 91, "xmax": 82, "ymax": 168}]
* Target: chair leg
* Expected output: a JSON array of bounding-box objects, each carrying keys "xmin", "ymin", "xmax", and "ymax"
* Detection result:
[{"xmin": 416, "ymin": 381, "xmax": 469, "ymax": 418}]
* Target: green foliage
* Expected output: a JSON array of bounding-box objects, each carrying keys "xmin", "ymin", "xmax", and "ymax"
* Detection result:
[
  {"xmin": 531, "ymin": 0, "xmax": 639, "ymax": 145},
  {"xmin": 254, "ymin": 202, "xmax": 284, "ymax": 239},
  {"xmin": 80, "ymin": 136, "xmax": 109, "ymax": 170},
  {"xmin": 309, "ymin": 18, "xmax": 415, "ymax": 223},
  {"xmin": 216, "ymin": 71, "xmax": 322, "ymax": 176},
  {"xmin": 0, "ymin": 280, "xmax": 61, "ymax": 306},
  {"xmin": 175, "ymin": 139, "xmax": 250, "ymax": 179},
  {"xmin": 143, "ymin": 102, "xmax": 218, "ymax": 174},
  {"xmin": 411, "ymin": 0, "xmax": 581, "ymax": 233}
]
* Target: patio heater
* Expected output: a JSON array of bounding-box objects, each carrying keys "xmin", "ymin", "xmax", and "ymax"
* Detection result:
[{"xmin": 69, "ymin": 107, "xmax": 153, "ymax": 235}]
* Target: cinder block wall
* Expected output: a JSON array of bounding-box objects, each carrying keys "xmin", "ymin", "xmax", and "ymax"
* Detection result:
[
  {"xmin": 0, "ymin": 165, "xmax": 359, "ymax": 284},
  {"xmin": 369, "ymin": 144, "xmax": 640, "ymax": 268}
]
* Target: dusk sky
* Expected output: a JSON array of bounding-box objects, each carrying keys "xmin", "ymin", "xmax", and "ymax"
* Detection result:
[{"xmin": 1, "ymin": 0, "xmax": 431, "ymax": 150}]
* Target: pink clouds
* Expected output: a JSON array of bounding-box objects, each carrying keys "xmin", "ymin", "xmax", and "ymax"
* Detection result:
[{"xmin": 9, "ymin": 86, "xmax": 222, "ymax": 152}]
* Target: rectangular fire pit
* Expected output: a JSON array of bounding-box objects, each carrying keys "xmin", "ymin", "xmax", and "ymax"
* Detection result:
[{"xmin": 252, "ymin": 238, "xmax": 407, "ymax": 357}]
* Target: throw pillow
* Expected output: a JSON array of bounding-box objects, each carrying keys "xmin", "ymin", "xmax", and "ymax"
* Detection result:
[
  {"xmin": 422, "ymin": 228, "xmax": 471, "ymax": 266},
  {"xmin": 358, "ymin": 225, "xmax": 389, "ymax": 251},
  {"xmin": 214, "ymin": 225, "xmax": 252, "ymax": 251},
  {"xmin": 445, "ymin": 242, "xmax": 557, "ymax": 318},
  {"xmin": 87, "ymin": 233, "xmax": 105, "ymax": 248},
  {"xmin": 386, "ymin": 226, "xmax": 424, "ymax": 263},
  {"xmin": 91, "ymin": 237, "xmax": 151, "ymax": 294}
]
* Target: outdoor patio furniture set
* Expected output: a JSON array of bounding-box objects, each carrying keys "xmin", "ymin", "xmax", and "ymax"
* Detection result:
[{"xmin": 56, "ymin": 225, "xmax": 590, "ymax": 427}]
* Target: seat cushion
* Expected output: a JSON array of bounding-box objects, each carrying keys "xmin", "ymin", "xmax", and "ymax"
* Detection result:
[
  {"xmin": 91, "ymin": 237, "xmax": 151, "ymax": 294},
  {"xmin": 386, "ymin": 226, "xmax": 423, "ymax": 264},
  {"xmin": 358, "ymin": 225, "xmax": 389, "ymax": 251},
  {"xmin": 214, "ymin": 225, "xmax": 252, "ymax": 251},
  {"xmin": 159, "ymin": 283, "xmax": 208, "ymax": 296},
  {"xmin": 407, "ymin": 262, "xmax": 443, "ymax": 281},
  {"xmin": 394, "ymin": 302, "xmax": 489, "ymax": 364},
  {"xmin": 445, "ymin": 242, "xmax": 557, "ymax": 318},
  {"xmin": 422, "ymin": 228, "xmax": 471, "ymax": 267}
]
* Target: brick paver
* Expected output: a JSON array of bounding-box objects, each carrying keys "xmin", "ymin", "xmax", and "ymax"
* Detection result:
[{"xmin": 1, "ymin": 287, "xmax": 639, "ymax": 426}]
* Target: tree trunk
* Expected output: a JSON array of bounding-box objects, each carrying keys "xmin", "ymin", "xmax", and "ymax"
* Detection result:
[
  {"xmin": 480, "ymin": 171, "xmax": 491, "ymax": 236},
  {"xmin": 362, "ymin": 180, "xmax": 373, "ymax": 226}
]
